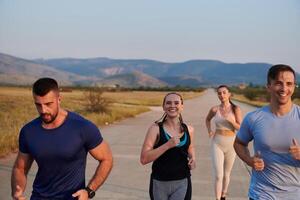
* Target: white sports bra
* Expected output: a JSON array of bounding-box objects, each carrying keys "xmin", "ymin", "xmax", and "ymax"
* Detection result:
[{"xmin": 214, "ymin": 106, "xmax": 235, "ymax": 131}]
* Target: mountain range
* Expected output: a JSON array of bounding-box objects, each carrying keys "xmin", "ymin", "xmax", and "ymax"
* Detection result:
[{"xmin": 0, "ymin": 52, "xmax": 285, "ymax": 87}]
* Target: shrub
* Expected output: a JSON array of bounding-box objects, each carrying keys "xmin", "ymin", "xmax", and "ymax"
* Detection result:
[
  {"xmin": 84, "ymin": 87, "xmax": 110, "ymax": 113},
  {"xmin": 230, "ymin": 86, "xmax": 269, "ymax": 102}
]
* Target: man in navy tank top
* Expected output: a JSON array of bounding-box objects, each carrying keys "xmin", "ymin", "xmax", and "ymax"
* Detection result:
[{"xmin": 11, "ymin": 77, "xmax": 113, "ymax": 200}]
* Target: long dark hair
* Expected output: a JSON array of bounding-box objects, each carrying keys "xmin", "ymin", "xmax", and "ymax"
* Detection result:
[
  {"xmin": 155, "ymin": 92, "xmax": 185, "ymax": 132},
  {"xmin": 217, "ymin": 85, "xmax": 237, "ymax": 115}
]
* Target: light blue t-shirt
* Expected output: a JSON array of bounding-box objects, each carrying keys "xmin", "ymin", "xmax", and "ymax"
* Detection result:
[{"xmin": 237, "ymin": 105, "xmax": 300, "ymax": 200}]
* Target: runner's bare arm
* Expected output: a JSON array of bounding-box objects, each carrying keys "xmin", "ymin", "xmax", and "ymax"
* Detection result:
[
  {"xmin": 187, "ymin": 125, "xmax": 196, "ymax": 170},
  {"xmin": 87, "ymin": 140, "xmax": 113, "ymax": 190},
  {"xmin": 72, "ymin": 140, "xmax": 113, "ymax": 199},
  {"xmin": 140, "ymin": 123, "xmax": 178, "ymax": 165},
  {"xmin": 11, "ymin": 152, "xmax": 33, "ymax": 199},
  {"xmin": 205, "ymin": 106, "xmax": 217, "ymax": 137}
]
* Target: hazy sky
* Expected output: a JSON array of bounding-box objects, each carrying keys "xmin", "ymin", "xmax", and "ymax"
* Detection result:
[{"xmin": 1, "ymin": 0, "xmax": 299, "ymax": 71}]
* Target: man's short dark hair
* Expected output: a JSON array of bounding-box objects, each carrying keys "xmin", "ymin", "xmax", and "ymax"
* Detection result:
[
  {"xmin": 33, "ymin": 77, "xmax": 59, "ymax": 96},
  {"xmin": 267, "ymin": 64, "xmax": 296, "ymax": 84}
]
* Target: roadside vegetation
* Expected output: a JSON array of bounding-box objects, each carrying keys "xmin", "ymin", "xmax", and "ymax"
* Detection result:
[
  {"xmin": 230, "ymin": 85, "xmax": 300, "ymax": 107},
  {"xmin": 0, "ymin": 86, "xmax": 203, "ymax": 157}
]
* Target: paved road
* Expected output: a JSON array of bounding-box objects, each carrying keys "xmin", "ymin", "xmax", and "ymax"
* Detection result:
[{"xmin": 0, "ymin": 89, "xmax": 256, "ymax": 199}]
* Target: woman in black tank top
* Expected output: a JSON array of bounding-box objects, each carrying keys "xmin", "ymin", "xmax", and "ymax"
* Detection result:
[{"xmin": 140, "ymin": 92, "xmax": 196, "ymax": 200}]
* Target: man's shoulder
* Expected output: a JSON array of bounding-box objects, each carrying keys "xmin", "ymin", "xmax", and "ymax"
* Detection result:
[
  {"xmin": 68, "ymin": 111, "xmax": 85, "ymax": 120},
  {"xmin": 67, "ymin": 111, "xmax": 97, "ymax": 128},
  {"xmin": 292, "ymin": 104, "xmax": 300, "ymax": 112},
  {"xmin": 246, "ymin": 106, "xmax": 269, "ymax": 118},
  {"xmin": 243, "ymin": 106, "xmax": 270, "ymax": 125},
  {"xmin": 68, "ymin": 111, "xmax": 90, "ymax": 123},
  {"xmin": 22, "ymin": 117, "xmax": 41, "ymax": 131},
  {"xmin": 290, "ymin": 104, "xmax": 300, "ymax": 119}
]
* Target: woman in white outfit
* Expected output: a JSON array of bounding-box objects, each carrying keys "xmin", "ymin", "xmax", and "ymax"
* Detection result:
[{"xmin": 205, "ymin": 85, "xmax": 242, "ymax": 200}]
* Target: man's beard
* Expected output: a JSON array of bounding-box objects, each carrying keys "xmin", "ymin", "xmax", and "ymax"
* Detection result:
[{"xmin": 40, "ymin": 112, "xmax": 58, "ymax": 124}]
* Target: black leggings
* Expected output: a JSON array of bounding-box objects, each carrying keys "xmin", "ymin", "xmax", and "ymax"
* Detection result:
[{"xmin": 149, "ymin": 176, "xmax": 192, "ymax": 200}]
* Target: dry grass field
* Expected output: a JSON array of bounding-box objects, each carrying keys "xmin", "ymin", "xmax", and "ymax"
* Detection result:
[
  {"xmin": 232, "ymin": 94, "xmax": 268, "ymax": 107},
  {"xmin": 232, "ymin": 94, "xmax": 300, "ymax": 108},
  {"xmin": 0, "ymin": 87, "xmax": 202, "ymax": 157}
]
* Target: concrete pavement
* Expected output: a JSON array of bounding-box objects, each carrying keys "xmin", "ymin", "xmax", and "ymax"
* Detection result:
[{"xmin": 0, "ymin": 89, "xmax": 256, "ymax": 199}]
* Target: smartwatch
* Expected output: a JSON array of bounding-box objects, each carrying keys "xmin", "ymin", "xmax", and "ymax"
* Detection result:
[{"xmin": 84, "ymin": 186, "xmax": 95, "ymax": 199}]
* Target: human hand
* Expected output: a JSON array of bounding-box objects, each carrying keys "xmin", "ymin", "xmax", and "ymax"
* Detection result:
[
  {"xmin": 167, "ymin": 136, "xmax": 180, "ymax": 148},
  {"xmin": 208, "ymin": 131, "xmax": 215, "ymax": 138},
  {"xmin": 289, "ymin": 138, "xmax": 300, "ymax": 160},
  {"xmin": 13, "ymin": 185, "xmax": 26, "ymax": 200},
  {"xmin": 188, "ymin": 157, "xmax": 196, "ymax": 170},
  {"xmin": 72, "ymin": 189, "xmax": 88, "ymax": 200},
  {"xmin": 251, "ymin": 151, "xmax": 264, "ymax": 171}
]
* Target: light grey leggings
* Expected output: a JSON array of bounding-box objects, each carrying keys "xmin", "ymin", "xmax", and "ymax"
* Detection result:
[
  {"xmin": 211, "ymin": 134, "xmax": 236, "ymax": 198},
  {"xmin": 152, "ymin": 178, "xmax": 188, "ymax": 200}
]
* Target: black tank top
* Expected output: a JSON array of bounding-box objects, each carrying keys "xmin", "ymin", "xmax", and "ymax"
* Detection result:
[{"xmin": 151, "ymin": 122, "xmax": 191, "ymax": 181}]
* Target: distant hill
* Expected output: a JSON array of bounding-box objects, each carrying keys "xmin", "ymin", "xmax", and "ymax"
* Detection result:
[
  {"xmin": 0, "ymin": 53, "xmax": 96, "ymax": 85},
  {"xmin": 2, "ymin": 52, "xmax": 293, "ymax": 87},
  {"xmin": 0, "ymin": 53, "xmax": 168, "ymax": 87},
  {"xmin": 100, "ymin": 71, "xmax": 167, "ymax": 88},
  {"xmin": 35, "ymin": 57, "xmax": 171, "ymax": 77},
  {"xmin": 35, "ymin": 57, "xmax": 275, "ymax": 86}
]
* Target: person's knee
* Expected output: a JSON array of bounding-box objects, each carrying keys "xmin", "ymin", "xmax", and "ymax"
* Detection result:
[
  {"xmin": 223, "ymin": 171, "xmax": 231, "ymax": 179},
  {"xmin": 215, "ymin": 174, "xmax": 223, "ymax": 182}
]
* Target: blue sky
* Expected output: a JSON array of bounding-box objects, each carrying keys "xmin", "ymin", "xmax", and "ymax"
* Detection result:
[{"xmin": 1, "ymin": 0, "xmax": 299, "ymax": 71}]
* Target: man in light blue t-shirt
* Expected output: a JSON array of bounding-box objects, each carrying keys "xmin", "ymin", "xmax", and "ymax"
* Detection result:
[{"xmin": 234, "ymin": 64, "xmax": 300, "ymax": 200}]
